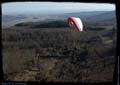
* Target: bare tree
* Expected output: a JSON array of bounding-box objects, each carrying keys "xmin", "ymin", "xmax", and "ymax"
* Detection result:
[{"xmin": 35, "ymin": 48, "xmax": 43, "ymax": 70}]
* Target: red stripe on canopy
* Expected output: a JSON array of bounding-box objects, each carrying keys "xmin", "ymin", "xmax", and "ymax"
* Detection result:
[{"xmin": 67, "ymin": 17, "xmax": 81, "ymax": 32}]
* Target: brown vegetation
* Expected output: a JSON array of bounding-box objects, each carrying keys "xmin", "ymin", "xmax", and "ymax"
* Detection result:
[{"xmin": 2, "ymin": 23, "xmax": 116, "ymax": 82}]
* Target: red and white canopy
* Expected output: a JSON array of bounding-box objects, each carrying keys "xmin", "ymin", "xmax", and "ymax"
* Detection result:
[{"xmin": 67, "ymin": 17, "xmax": 83, "ymax": 32}]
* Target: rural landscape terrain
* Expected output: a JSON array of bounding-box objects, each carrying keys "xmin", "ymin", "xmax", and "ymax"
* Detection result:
[{"xmin": 2, "ymin": 10, "xmax": 117, "ymax": 82}]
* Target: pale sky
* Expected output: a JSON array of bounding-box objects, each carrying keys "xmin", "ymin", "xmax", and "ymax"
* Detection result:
[{"xmin": 2, "ymin": 2, "xmax": 115, "ymax": 14}]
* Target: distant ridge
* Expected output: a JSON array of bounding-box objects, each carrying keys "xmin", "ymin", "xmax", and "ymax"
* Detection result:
[{"xmin": 2, "ymin": 11, "xmax": 116, "ymax": 28}]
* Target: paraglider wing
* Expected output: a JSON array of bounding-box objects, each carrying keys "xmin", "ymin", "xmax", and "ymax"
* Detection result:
[{"xmin": 67, "ymin": 17, "xmax": 83, "ymax": 32}]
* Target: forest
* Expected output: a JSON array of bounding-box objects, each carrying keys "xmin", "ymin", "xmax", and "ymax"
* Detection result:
[{"xmin": 2, "ymin": 19, "xmax": 116, "ymax": 82}]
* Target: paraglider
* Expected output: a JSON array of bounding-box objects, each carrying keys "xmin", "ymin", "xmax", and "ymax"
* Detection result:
[{"xmin": 67, "ymin": 17, "xmax": 83, "ymax": 32}]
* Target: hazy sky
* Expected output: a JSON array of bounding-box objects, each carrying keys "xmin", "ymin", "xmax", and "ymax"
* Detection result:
[{"xmin": 2, "ymin": 2, "xmax": 115, "ymax": 14}]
